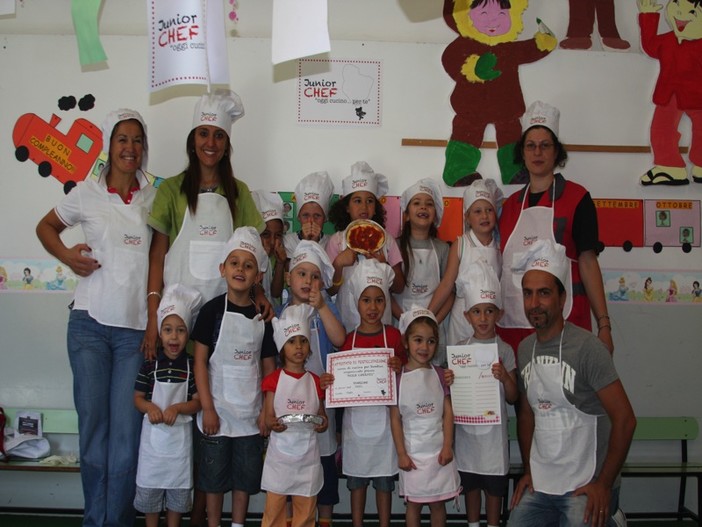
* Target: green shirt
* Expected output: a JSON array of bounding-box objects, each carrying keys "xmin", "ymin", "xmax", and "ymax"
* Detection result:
[{"xmin": 148, "ymin": 172, "xmax": 265, "ymax": 243}]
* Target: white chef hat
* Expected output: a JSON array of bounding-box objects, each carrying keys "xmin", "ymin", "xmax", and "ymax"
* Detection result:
[
  {"xmin": 295, "ymin": 171, "xmax": 335, "ymax": 218},
  {"xmin": 251, "ymin": 190, "xmax": 284, "ymax": 224},
  {"xmin": 220, "ymin": 226, "xmax": 269, "ymax": 272},
  {"xmin": 521, "ymin": 100, "xmax": 560, "ymax": 137},
  {"xmin": 462, "ymin": 178, "xmax": 503, "ymax": 216},
  {"xmin": 191, "ymin": 89, "xmax": 245, "ymax": 134},
  {"xmin": 289, "ymin": 240, "xmax": 335, "ymax": 289},
  {"xmin": 341, "ymin": 161, "xmax": 389, "ymax": 198},
  {"xmin": 511, "ymin": 239, "xmax": 569, "ymax": 289},
  {"xmin": 272, "ymin": 303, "xmax": 314, "ymax": 353},
  {"xmin": 458, "ymin": 258, "xmax": 502, "ymax": 311},
  {"xmin": 101, "ymin": 108, "xmax": 149, "ymax": 171},
  {"xmin": 400, "ymin": 178, "xmax": 445, "ymax": 227},
  {"xmin": 398, "ymin": 305, "xmax": 438, "ymax": 336},
  {"xmin": 157, "ymin": 284, "xmax": 203, "ymax": 333},
  {"xmin": 349, "ymin": 259, "xmax": 395, "ymax": 305}
]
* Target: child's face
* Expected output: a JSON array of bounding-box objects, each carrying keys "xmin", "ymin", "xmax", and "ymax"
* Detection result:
[
  {"xmin": 298, "ymin": 202, "xmax": 326, "ymax": 229},
  {"xmin": 464, "ymin": 302, "xmax": 501, "ymax": 340},
  {"xmin": 283, "ymin": 335, "xmax": 311, "ymax": 368},
  {"xmin": 406, "ymin": 193, "xmax": 436, "ymax": 229},
  {"xmin": 219, "ymin": 249, "xmax": 261, "ymax": 293},
  {"xmin": 160, "ymin": 314, "xmax": 188, "ymax": 360},
  {"xmin": 260, "ymin": 219, "xmax": 284, "ymax": 257},
  {"xmin": 286, "ymin": 262, "xmax": 323, "ymax": 303},
  {"xmin": 346, "ymin": 191, "xmax": 377, "ymax": 221},
  {"xmin": 403, "ymin": 320, "xmax": 438, "ymax": 367},
  {"xmin": 465, "ymin": 199, "xmax": 496, "ymax": 238},
  {"xmin": 357, "ymin": 286, "xmax": 386, "ymax": 326},
  {"xmin": 469, "ymin": 0, "xmax": 513, "ymax": 37}
]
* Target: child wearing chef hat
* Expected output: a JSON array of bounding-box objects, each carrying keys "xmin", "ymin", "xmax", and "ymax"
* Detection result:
[
  {"xmin": 452, "ymin": 259, "xmax": 517, "ymax": 527},
  {"xmin": 134, "ymin": 285, "xmax": 203, "ymax": 526},
  {"xmin": 284, "ymin": 171, "xmax": 336, "ymax": 253},
  {"xmin": 190, "ymin": 226, "xmax": 278, "ymax": 527},
  {"xmin": 325, "ymin": 161, "xmax": 406, "ymax": 332},
  {"xmin": 251, "ymin": 190, "xmax": 287, "ymax": 304},
  {"xmin": 261, "ymin": 303, "xmax": 328, "ymax": 527}
]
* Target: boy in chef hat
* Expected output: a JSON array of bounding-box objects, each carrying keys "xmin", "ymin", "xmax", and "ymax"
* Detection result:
[
  {"xmin": 190, "ymin": 226, "xmax": 277, "ymax": 527},
  {"xmin": 134, "ymin": 284, "xmax": 203, "ymax": 527},
  {"xmin": 322, "ymin": 259, "xmax": 404, "ymax": 527},
  {"xmin": 326, "ymin": 162, "xmax": 405, "ymax": 332},
  {"xmin": 285, "ymin": 171, "xmax": 336, "ymax": 252},
  {"xmin": 428, "ymin": 177, "xmax": 503, "ymax": 348},
  {"xmin": 251, "ymin": 190, "xmax": 287, "ymax": 303},
  {"xmin": 452, "ymin": 259, "xmax": 517, "ymax": 527},
  {"xmin": 279, "ymin": 240, "xmax": 345, "ymax": 527},
  {"xmin": 261, "ymin": 302, "xmax": 328, "ymax": 527},
  {"xmin": 511, "ymin": 239, "xmax": 571, "ymax": 297}
]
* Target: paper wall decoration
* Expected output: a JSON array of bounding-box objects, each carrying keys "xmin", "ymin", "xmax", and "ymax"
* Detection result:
[
  {"xmin": 71, "ymin": 0, "xmax": 107, "ymax": 66},
  {"xmin": 441, "ymin": 0, "xmax": 556, "ymax": 187},
  {"xmin": 638, "ymin": 0, "xmax": 702, "ymax": 186},
  {"xmin": 560, "ymin": 0, "xmax": 630, "ymax": 51},
  {"xmin": 148, "ymin": 0, "xmax": 230, "ymax": 92},
  {"xmin": 272, "ymin": 0, "xmax": 330, "ymax": 65},
  {"xmin": 603, "ymin": 269, "xmax": 702, "ymax": 304},
  {"xmin": 0, "ymin": 258, "xmax": 77, "ymax": 293}
]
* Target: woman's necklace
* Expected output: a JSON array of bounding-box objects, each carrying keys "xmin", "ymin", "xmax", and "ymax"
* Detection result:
[{"xmin": 199, "ymin": 182, "xmax": 219, "ymax": 193}]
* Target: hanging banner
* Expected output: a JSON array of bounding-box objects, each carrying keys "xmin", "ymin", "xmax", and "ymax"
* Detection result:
[
  {"xmin": 71, "ymin": 0, "xmax": 107, "ymax": 66},
  {"xmin": 272, "ymin": 0, "xmax": 330, "ymax": 65},
  {"xmin": 297, "ymin": 59, "xmax": 381, "ymax": 126},
  {"xmin": 148, "ymin": 0, "xmax": 230, "ymax": 92}
]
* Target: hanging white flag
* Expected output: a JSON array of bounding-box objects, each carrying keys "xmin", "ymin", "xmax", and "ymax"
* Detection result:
[
  {"xmin": 148, "ymin": 0, "xmax": 230, "ymax": 92},
  {"xmin": 272, "ymin": 0, "xmax": 330, "ymax": 65}
]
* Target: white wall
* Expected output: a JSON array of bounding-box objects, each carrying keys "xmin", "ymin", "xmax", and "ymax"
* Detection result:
[{"xmin": 1, "ymin": 0, "xmax": 701, "ymax": 517}]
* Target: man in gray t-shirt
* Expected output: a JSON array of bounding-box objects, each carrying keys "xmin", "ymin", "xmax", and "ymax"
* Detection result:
[{"xmin": 507, "ymin": 241, "xmax": 635, "ymax": 527}]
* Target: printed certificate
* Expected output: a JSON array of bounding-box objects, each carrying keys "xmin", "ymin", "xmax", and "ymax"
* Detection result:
[
  {"xmin": 325, "ymin": 348, "xmax": 396, "ymax": 408},
  {"xmin": 448, "ymin": 343, "xmax": 502, "ymax": 425}
]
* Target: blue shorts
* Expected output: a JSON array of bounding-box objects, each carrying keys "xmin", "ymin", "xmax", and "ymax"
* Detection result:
[
  {"xmin": 196, "ymin": 434, "xmax": 263, "ymax": 494},
  {"xmin": 346, "ymin": 475, "xmax": 395, "ymax": 493},
  {"xmin": 134, "ymin": 486, "xmax": 191, "ymax": 514},
  {"xmin": 317, "ymin": 454, "xmax": 340, "ymax": 506}
]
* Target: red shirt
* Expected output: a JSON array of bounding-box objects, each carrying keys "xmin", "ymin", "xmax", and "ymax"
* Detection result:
[
  {"xmin": 339, "ymin": 325, "xmax": 407, "ymax": 364},
  {"xmin": 262, "ymin": 368, "xmax": 324, "ymax": 400}
]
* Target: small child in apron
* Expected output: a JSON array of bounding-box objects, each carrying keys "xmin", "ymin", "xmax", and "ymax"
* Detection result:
[
  {"xmin": 394, "ymin": 178, "xmax": 451, "ymax": 366},
  {"xmin": 390, "ymin": 307, "xmax": 461, "ymax": 526},
  {"xmin": 251, "ymin": 190, "xmax": 287, "ymax": 305},
  {"xmin": 261, "ymin": 303, "xmax": 328, "ymax": 527},
  {"xmin": 321, "ymin": 259, "xmax": 404, "ymax": 527},
  {"xmin": 427, "ymin": 178, "xmax": 503, "ymax": 348},
  {"xmin": 277, "ymin": 241, "xmax": 346, "ymax": 527},
  {"xmin": 453, "ymin": 260, "xmax": 518, "ymax": 527},
  {"xmin": 134, "ymin": 285, "xmax": 203, "ymax": 527}
]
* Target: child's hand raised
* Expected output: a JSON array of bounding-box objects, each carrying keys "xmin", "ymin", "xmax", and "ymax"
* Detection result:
[
  {"xmin": 367, "ymin": 250, "xmax": 387, "ymax": 264},
  {"xmin": 300, "ymin": 221, "xmax": 322, "ymax": 241},
  {"xmin": 388, "ymin": 356, "xmax": 402, "ymax": 374},
  {"xmin": 491, "ymin": 361, "xmax": 508, "ymax": 383},
  {"xmin": 273, "ymin": 237, "xmax": 287, "ymax": 262},
  {"xmin": 444, "ymin": 368, "xmax": 455, "ymax": 387},
  {"xmin": 308, "ymin": 280, "xmax": 325, "ymax": 310}
]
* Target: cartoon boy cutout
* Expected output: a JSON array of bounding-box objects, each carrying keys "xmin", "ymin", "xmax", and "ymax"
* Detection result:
[{"xmin": 638, "ymin": 0, "xmax": 702, "ymax": 186}]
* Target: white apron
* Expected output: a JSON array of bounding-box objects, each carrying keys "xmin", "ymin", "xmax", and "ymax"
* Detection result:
[
  {"xmin": 335, "ymin": 233, "xmax": 393, "ymax": 332},
  {"xmin": 136, "ymin": 360, "xmax": 193, "ymax": 489},
  {"xmin": 341, "ymin": 328, "xmax": 398, "ymax": 478},
  {"xmin": 454, "ymin": 340, "xmax": 509, "ymax": 475},
  {"xmin": 446, "ymin": 232, "xmax": 501, "ymax": 345},
  {"xmin": 527, "ymin": 328, "xmax": 598, "ymax": 494},
  {"xmin": 394, "ymin": 240, "xmax": 448, "ymax": 366},
  {"xmin": 261, "ymin": 370, "xmax": 323, "ymax": 496},
  {"xmin": 88, "ymin": 194, "xmax": 152, "ymax": 329},
  {"xmin": 397, "ymin": 367, "xmax": 460, "ymax": 501},
  {"xmin": 304, "ymin": 314, "xmax": 337, "ymax": 457},
  {"xmin": 164, "ymin": 192, "xmax": 233, "ymax": 303},
  {"xmin": 500, "ymin": 186, "xmax": 573, "ymax": 329},
  {"xmin": 197, "ymin": 298, "xmax": 264, "ymax": 437}
]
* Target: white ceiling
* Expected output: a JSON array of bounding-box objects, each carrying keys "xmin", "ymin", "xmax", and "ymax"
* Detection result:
[{"xmin": 0, "ymin": 0, "xmax": 453, "ymax": 43}]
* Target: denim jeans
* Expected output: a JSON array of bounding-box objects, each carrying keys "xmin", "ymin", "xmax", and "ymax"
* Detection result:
[
  {"xmin": 508, "ymin": 487, "xmax": 620, "ymax": 527},
  {"xmin": 67, "ymin": 309, "xmax": 144, "ymax": 527}
]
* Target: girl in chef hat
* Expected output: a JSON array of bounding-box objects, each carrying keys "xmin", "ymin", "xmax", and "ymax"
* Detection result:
[{"xmin": 325, "ymin": 161, "xmax": 406, "ymax": 332}]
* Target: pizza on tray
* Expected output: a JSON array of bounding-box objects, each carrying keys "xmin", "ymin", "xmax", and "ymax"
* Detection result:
[{"xmin": 345, "ymin": 219, "xmax": 386, "ymax": 255}]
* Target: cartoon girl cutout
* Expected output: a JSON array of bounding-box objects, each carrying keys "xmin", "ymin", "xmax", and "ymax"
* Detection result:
[
  {"xmin": 666, "ymin": 279, "xmax": 678, "ymax": 302},
  {"xmin": 692, "ymin": 281, "xmax": 702, "ymax": 302},
  {"xmin": 643, "ymin": 276, "xmax": 654, "ymax": 302}
]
